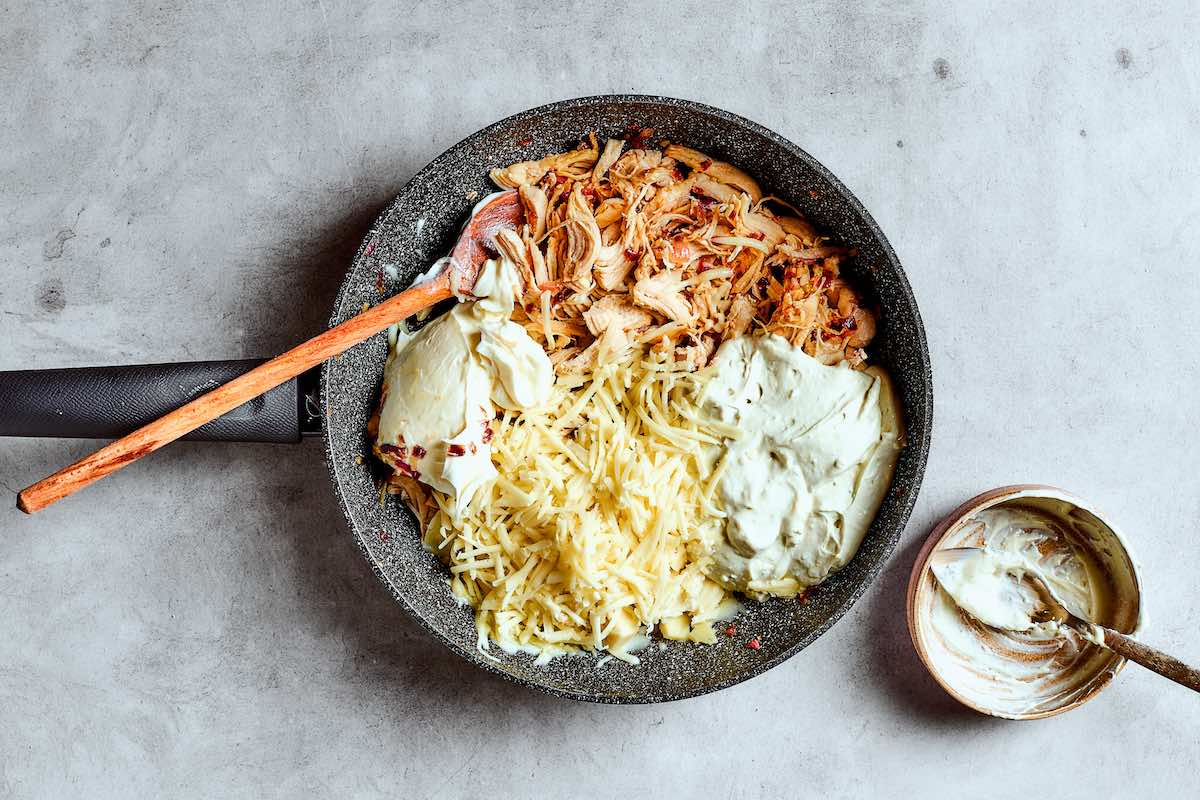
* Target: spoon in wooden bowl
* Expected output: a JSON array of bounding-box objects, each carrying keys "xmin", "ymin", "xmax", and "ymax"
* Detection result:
[
  {"xmin": 17, "ymin": 191, "xmax": 524, "ymax": 514},
  {"xmin": 930, "ymin": 547, "xmax": 1200, "ymax": 694}
]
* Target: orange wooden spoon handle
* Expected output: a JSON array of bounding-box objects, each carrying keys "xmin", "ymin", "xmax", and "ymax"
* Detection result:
[
  {"xmin": 17, "ymin": 273, "xmax": 451, "ymax": 514},
  {"xmin": 17, "ymin": 189, "xmax": 524, "ymax": 515}
]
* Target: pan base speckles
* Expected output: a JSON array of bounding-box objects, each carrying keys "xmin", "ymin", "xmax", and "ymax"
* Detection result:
[{"xmin": 321, "ymin": 95, "xmax": 932, "ymax": 703}]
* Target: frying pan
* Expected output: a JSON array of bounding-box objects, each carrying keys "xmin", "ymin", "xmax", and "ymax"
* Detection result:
[{"xmin": 2, "ymin": 96, "xmax": 932, "ymax": 702}]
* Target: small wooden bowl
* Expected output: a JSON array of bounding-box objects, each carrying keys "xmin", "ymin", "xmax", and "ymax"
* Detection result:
[{"xmin": 906, "ymin": 485, "xmax": 1143, "ymax": 719}]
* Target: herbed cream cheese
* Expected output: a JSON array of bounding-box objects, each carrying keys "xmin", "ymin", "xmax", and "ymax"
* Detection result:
[
  {"xmin": 700, "ymin": 334, "xmax": 903, "ymax": 596},
  {"xmin": 375, "ymin": 256, "xmax": 553, "ymax": 515}
]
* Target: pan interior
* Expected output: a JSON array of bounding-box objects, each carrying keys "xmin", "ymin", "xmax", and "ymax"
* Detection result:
[{"xmin": 321, "ymin": 95, "xmax": 932, "ymax": 703}]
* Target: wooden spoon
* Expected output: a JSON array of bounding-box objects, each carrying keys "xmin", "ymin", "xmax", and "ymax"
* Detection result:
[
  {"xmin": 17, "ymin": 191, "xmax": 524, "ymax": 514},
  {"xmin": 931, "ymin": 547, "xmax": 1200, "ymax": 694}
]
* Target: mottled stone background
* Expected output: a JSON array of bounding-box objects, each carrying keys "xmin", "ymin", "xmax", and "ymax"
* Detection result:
[{"xmin": 2, "ymin": 2, "xmax": 1198, "ymax": 797}]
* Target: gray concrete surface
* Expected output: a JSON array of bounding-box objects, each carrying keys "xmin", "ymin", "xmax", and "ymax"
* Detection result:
[{"xmin": 3, "ymin": 1, "xmax": 1199, "ymax": 797}]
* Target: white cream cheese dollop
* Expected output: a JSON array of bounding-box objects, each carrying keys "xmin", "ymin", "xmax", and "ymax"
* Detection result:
[
  {"xmin": 700, "ymin": 334, "xmax": 903, "ymax": 596},
  {"xmin": 375, "ymin": 256, "xmax": 553, "ymax": 515}
]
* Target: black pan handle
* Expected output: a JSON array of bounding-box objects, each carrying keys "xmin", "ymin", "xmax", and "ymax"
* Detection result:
[{"xmin": 0, "ymin": 359, "xmax": 321, "ymax": 443}]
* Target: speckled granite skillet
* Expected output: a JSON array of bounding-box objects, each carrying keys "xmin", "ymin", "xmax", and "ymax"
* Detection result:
[
  {"xmin": 0, "ymin": 95, "xmax": 930, "ymax": 701},
  {"xmin": 320, "ymin": 95, "xmax": 932, "ymax": 703}
]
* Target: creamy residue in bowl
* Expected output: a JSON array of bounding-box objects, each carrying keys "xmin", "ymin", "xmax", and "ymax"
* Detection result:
[{"xmin": 916, "ymin": 494, "xmax": 1141, "ymax": 718}]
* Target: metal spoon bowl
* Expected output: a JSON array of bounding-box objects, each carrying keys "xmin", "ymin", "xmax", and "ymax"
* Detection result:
[{"xmin": 932, "ymin": 546, "xmax": 1200, "ymax": 695}]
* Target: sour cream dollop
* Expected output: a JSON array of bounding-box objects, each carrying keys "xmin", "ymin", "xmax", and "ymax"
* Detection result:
[
  {"xmin": 700, "ymin": 334, "xmax": 903, "ymax": 595},
  {"xmin": 375, "ymin": 256, "xmax": 553, "ymax": 514}
]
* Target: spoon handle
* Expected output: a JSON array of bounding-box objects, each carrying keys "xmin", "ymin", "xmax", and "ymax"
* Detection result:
[
  {"xmin": 1100, "ymin": 627, "xmax": 1200, "ymax": 693},
  {"xmin": 16, "ymin": 274, "xmax": 452, "ymax": 514},
  {"xmin": 14, "ymin": 190, "xmax": 522, "ymax": 515}
]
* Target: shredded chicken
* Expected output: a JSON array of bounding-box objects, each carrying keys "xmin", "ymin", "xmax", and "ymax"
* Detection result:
[
  {"xmin": 519, "ymin": 184, "xmax": 548, "ymax": 241},
  {"xmin": 558, "ymin": 324, "xmax": 633, "ymax": 373},
  {"xmin": 632, "ymin": 269, "xmax": 693, "ymax": 323},
  {"xmin": 723, "ymin": 293, "xmax": 756, "ymax": 339},
  {"xmin": 665, "ymin": 145, "xmax": 762, "ymax": 202},
  {"xmin": 583, "ymin": 294, "xmax": 652, "ymax": 337},
  {"xmin": 593, "ymin": 239, "xmax": 633, "ymax": 291},
  {"xmin": 592, "ymin": 138, "xmax": 625, "ymax": 182},
  {"xmin": 489, "ymin": 134, "xmax": 875, "ymax": 373},
  {"xmin": 563, "ymin": 185, "xmax": 601, "ymax": 288},
  {"xmin": 493, "ymin": 228, "xmax": 536, "ymax": 302}
]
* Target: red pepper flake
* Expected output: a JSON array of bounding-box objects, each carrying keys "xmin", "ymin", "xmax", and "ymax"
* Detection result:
[
  {"xmin": 375, "ymin": 268, "xmax": 385, "ymax": 293},
  {"xmin": 363, "ymin": 241, "xmax": 376, "ymax": 258},
  {"xmin": 554, "ymin": 173, "xmax": 568, "ymax": 186},
  {"xmin": 378, "ymin": 529, "xmax": 390, "ymax": 542},
  {"xmin": 624, "ymin": 248, "xmax": 641, "ymax": 262},
  {"xmin": 723, "ymin": 624, "xmax": 737, "ymax": 638},
  {"xmin": 517, "ymin": 136, "xmax": 533, "ymax": 147},
  {"xmin": 623, "ymin": 124, "xmax": 653, "ymax": 149},
  {"xmin": 379, "ymin": 443, "xmax": 407, "ymax": 457},
  {"xmin": 699, "ymin": 158, "xmax": 713, "ymax": 171},
  {"xmin": 581, "ymin": 184, "xmax": 596, "ymax": 199},
  {"xmin": 690, "ymin": 188, "xmax": 715, "ymax": 208},
  {"xmin": 411, "ymin": 444, "xmax": 427, "ymax": 459},
  {"xmin": 394, "ymin": 459, "xmax": 418, "ymax": 479},
  {"xmin": 481, "ymin": 425, "xmax": 494, "ymax": 443},
  {"xmin": 809, "ymin": 189, "xmax": 820, "ymax": 199},
  {"xmin": 799, "ymin": 591, "xmax": 811, "ymax": 605},
  {"xmin": 447, "ymin": 443, "xmax": 466, "ymax": 457},
  {"xmin": 749, "ymin": 231, "xmax": 765, "ymax": 241},
  {"xmin": 671, "ymin": 166, "xmax": 683, "ymax": 181},
  {"xmin": 745, "ymin": 637, "xmax": 761, "ymax": 650}
]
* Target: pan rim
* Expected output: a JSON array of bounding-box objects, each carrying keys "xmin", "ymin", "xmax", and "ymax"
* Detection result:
[{"xmin": 320, "ymin": 93, "xmax": 933, "ymax": 703}]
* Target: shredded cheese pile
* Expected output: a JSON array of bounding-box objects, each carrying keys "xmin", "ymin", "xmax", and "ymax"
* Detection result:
[{"xmin": 422, "ymin": 349, "xmax": 740, "ymax": 663}]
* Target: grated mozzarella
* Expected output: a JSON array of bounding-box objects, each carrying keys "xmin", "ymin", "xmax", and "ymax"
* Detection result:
[{"xmin": 422, "ymin": 350, "xmax": 740, "ymax": 661}]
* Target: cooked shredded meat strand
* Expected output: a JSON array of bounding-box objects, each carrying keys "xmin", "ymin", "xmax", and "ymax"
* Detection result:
[{"xmin": 491, "ymin": 134, "xmax": 875, "ymax": 373}]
